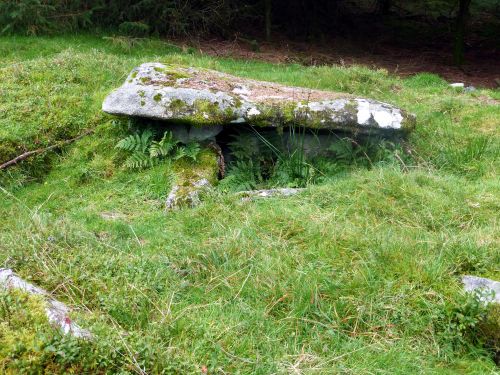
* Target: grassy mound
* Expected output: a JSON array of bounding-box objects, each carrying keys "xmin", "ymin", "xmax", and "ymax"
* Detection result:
[{"xmin": 0, "ymin": 35, "xmax": 499, "ymax": 373}]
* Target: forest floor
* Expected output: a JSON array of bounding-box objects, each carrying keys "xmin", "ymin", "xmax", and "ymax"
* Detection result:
[
  {"xmin": 180, "ymin": 35, "xmax": 500, "ymax": 89},
  {"xmin": 0, "ymin": 35, "xmax": 499, "ymax": 373}
]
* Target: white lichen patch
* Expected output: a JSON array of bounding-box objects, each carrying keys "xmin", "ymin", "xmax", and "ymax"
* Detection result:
[
  {"xmin": 247, "ymin": 107, "xmax": 261, "ymax": 117},
  {"xmin": 355, "ymin": 98, "xmax": 404, "ymax": 129},
  {"xmin": 237, "ymin": 188, "xmax": 304, "ymax": 201},
  {"xmin": 303, "ymin": 100, "xmax": 346, "ymax": 112}
]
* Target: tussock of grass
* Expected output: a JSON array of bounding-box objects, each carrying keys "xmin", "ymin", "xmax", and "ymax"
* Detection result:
[{"xmin": 0, "ymin": 35, "xmax": 499, "ymax": 373}]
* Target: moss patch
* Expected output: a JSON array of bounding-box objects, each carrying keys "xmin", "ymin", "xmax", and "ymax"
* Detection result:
[
  {"xmin": 153, "ymin": 93, "xmax": 162, "ymax": 102},
  {"xmin": 154, "ymin": 66, "xmax": 190, "ymax": 80},
  {"xmin": 0, "ymin": 289, "xmax": 79, "ymax": 372}
]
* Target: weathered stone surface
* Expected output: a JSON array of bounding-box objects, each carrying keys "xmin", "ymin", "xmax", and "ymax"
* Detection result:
[
  {"xmin": 103, "ymin": 63, "xmax": 416, "ymax": 135},
  {"xmin": 0, "ymin": 268, "xmax": 92, "ymax": 339},
  {"xmin": 168, "ymin": 123, "xmax": 223, "ymax": 143},
  {"xmin": 462, "ymin": 275, "xmax": 500, "ymax": 304}
]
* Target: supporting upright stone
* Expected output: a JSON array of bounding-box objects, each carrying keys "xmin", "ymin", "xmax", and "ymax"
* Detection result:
[{"xmin": 165, "ymin": 146, "xmax": 220, "ymax": 210}]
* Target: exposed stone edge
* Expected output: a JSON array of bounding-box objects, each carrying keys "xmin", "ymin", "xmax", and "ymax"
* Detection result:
[
  {"xmin": 237, "ymin": 188, "xmax": 305, "ymax": 201},
  {"xmin": 0, "ymin": 268, "xmax": 92, "ymax": 340}
]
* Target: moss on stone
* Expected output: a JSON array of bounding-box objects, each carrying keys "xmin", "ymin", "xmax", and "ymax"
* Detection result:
[
  {"xmin": 401, "ymin": 111, "xmax": 417, "ymax": 133},
  {"xmin": 167, "ymin": 98, "xmax": 188, "ymax": 115},
  {"xmin": 168, "ymin": 147, "xmax": 219, "ymax": 208},
  {"xmin": 0, "ymin": 290, "xmax": 51, "ymax": 365},
  {"xmin": 154, "ymin": 66, "xmax": 190, "ymax": 80},
  {"xmin": 233, "ymin": 97, "xmax": 243, "ymax": 108},
  {"xmin": 282, "ymin": 102, "xmax": 298, "ymax": 123},
  {"xmin": 244, "ymin": 103, "xmax": 283, "ymax": 128},
  {"xmin": 0, "ymin": 288, "xmax": 93, "ymax": 373},
  {"xmin": 189, "ymin": 99, "xmax": 234, "ymax": 125},
  {"xmin": 172, "ymin": 148, "xmax": 219, "ymax": 186},
  {"xmin": 344, "ymin": 101, "xmax": 359, "ymax": 117},
  {"xmin": 153, "ymin": 93, "xmax": 162, "ymax": 102}
]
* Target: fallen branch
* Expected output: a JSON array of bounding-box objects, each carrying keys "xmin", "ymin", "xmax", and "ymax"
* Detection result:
[{"xmin": 0, "ymin": 129, "xmax": 94, "ymax": 170}]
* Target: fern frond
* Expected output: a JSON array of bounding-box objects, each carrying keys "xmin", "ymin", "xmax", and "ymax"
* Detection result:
[
  {"xmin": 115, "ymin": 134, "xmax": 139, "ymax": 151},
  {"xmin": 225, "ymin": 160, "xmax": 260, "ymax": 191},
  {"xmin": 139, "ymin": 130, "xmax": 154, "ymax": 152},
  {"xmin": 116, "ymin": 130, "xmax": 153, "ymax": 153},
  {"xmin": 124, "ymin": 151, "xmax": 152, "ymax": 169},
  {"xmin": 183, "ymin": 142, "xmax": 201, "ymax": 161},
  {"xmin": 173, "ymin": 147, "xmax": 186, "ymax": 161},
  {"xmin": 228, "ymin": 132, "xmax": 260, "ymax": 160},
  {"xmin": 328, "ymin": 138, "xmax": 354, "ymax": 162},
  {"xmin": 149, "ymin": 142, "xmax": 165, "ymax": 158},
  {"xmin": 149, "ymin": 131, "xmax": 178, "ymax": 158}
]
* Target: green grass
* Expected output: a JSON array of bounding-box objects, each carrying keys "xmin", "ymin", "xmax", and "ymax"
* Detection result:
[{"xmin": 0, "ymin": 35, "xmax": 499, "ymax": 373}]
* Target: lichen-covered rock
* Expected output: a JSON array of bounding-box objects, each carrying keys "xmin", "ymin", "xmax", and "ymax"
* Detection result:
[{"xmin": 103, "ymin": 63, "xmax": 416, "ymax": 135}]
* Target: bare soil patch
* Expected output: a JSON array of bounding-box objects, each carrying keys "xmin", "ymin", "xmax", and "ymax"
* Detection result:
[{"xmin": 178, "ymin": 36, "xmax": 500, "ymax": 89}]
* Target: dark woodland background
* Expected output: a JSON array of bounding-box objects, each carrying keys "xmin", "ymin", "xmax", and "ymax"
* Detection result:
[{"xmin": 1, "ymin": 0, "xmax": 499, "ymax": 65}]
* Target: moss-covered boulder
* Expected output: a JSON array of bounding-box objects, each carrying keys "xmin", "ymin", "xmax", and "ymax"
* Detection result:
[{"xmin": 102, "ymin": 63, "xmax": 416, "ymax": 135}]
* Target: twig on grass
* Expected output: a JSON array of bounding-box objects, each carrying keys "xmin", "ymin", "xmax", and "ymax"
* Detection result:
[{"xmin": 0, "ymin": 129, "xmax": 94, "ymax": 170}]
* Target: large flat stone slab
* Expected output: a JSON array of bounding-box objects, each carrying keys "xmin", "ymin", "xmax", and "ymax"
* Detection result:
[{"xmin": 103, "ymin": 63, "xmax": 416, "ymax": 135}]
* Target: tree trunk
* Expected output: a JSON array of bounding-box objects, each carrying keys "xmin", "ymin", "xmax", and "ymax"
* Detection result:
[
  {"xmin": 264, "ymin": 0, "xmax": 272, "ymax": 41},
  {"xmin": 453, "ymin": 0, "xmax": 472, "ymax": 66}
]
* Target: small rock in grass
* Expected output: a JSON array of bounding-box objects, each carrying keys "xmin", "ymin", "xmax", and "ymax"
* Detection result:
[
  {"xmin": 0, "ymin": 268, "xmax": 92, "ymax": 340},
  {"xmin": 462, "ymin": 275, "xmax": 500, "ymax": 304},
  {"xmin": 237, "ymin": 188, "xmax": 304, "ymax": 201}
]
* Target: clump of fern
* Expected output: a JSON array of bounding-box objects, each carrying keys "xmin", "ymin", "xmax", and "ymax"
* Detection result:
[
  {"xmin": 115, "ymin": 130, "xmax": 200, "ymax": 169},
  {"xmin": 220, "ymin": 128, "xmax": 408, "ymax": 192}
]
